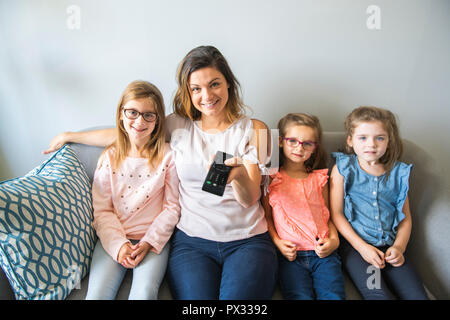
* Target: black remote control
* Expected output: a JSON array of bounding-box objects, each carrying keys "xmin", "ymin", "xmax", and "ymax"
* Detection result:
[{"xmin": 202, "ymin": 151, "xmax": 234, "ymax": 196}]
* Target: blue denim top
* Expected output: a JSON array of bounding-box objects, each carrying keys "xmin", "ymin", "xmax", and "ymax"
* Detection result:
[{"xmin": 332, "ymin": 152, "xmax": 412, "ymax": 247}]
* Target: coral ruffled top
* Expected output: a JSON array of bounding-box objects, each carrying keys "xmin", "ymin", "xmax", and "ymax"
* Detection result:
[{"xmin": 268, "ymin": 169, "xmax": 330, "ymax": 251}]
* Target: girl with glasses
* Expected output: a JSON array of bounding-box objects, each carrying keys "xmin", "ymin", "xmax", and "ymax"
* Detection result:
[
  {"xmin": 85, "ymin": 80, "xmax": 180, "ymax": 299},
  {"xmin": 43, "ymin": 46, "xmax": 278, "ymax": 299},
  {"xmin": 261, "ymin": 113, "xmax": 346, "ymax": 300}
]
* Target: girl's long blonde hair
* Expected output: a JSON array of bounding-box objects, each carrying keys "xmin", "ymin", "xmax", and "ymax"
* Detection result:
[
  {"xmin": 277, "ymin": 113, "xmax": 327, "ymax": 171},
  {"xmin": 345, "ymin": 106, "xmax": 403, "ymax": 178},
  {"xmin": 105, "ymin": 80, "xmax": 166, "ymax": 170}
]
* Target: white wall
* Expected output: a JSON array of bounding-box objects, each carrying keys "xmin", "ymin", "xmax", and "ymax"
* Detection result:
[
  {"xmin": 1, "ymin": 0, "xmax": 450, "ymax": 299},
  {"xmin": 1, "ymin": 0, "xmax": 449, "ymax": 190}
]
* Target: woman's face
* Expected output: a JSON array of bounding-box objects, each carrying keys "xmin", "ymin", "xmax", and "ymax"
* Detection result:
[{"xmin": 188, "ymin": 67, "xmax": 230, "ymax": 119}]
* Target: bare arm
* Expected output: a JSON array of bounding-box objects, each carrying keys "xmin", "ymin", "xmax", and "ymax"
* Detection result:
[
  {"xmin": 226, "ymin": 119, "xmax": 269, "ymax": 208},
  {"xmin": 392, "ymin": 196, "xmax": 412, "ymax": 253},
  {"xmin": 43, "ymin": 128, "xmax": 117, "ymax": 154},
  {"xmin": 385, "ymin": 196, "xmax": 412, "ymax": 267}
]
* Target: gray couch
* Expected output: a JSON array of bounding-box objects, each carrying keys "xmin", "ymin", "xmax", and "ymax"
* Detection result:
[{"xmin": 1, "ymin": 131, "xmax": 447, "ymax": 300}]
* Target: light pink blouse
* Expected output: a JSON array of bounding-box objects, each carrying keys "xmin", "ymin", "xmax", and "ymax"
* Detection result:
[
  {"xmin": 92, "ymin": 144, "xmax": 180, "ymax": 261},
  {"xmin": 268, "ymin": 169, "xmax": 330, "ymax": 251}
]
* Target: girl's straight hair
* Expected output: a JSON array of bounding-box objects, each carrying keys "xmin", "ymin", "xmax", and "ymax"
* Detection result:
[
  {"xmin": 104, "ymin": 80, "xmax": 166, "ymax": 170},
  {"xmin": 345, "ymin": 106, "xmax": 403, "ymax": 178},
  {"xmin": 277, "ymin": 113, "xmax": 327, "ymax": 171}
]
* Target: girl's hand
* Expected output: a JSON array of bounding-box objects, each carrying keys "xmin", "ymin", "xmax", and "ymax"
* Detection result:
[
  {"xmin": 274, "ymin": 238, "xmax": 297, "ymax": 261},
  {"xmin": 385, "ymin": 246, "xmax": 405, "ymax": 267},
  {"xmin": 43, "ymin": 132, "xmax": 71, "ymax": 154},
  {"xmin": 129, "ymin": 241, "xmax": 152, "ymax": 267},
  {"xmin": 117, "ymin": 242, "xmax": 135, "ymax": 268},
  {"xmin": 358, "ymin": 243, "xmax": 386, "ymax": 269},
  {"xmin": 315, "ymin": 237, "xmax": 339, "ymax": 258}
]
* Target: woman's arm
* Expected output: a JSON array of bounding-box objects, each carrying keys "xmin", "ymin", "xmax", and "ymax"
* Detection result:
[
  {"xmin": 225, "ymin": 119, "xmax": 269, "ymax": 208},
  {"xmin": 43, "ymin": 128, "xmax": 117, "ymax": 154}
]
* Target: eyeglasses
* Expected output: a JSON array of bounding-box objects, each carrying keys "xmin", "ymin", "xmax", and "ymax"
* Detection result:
[
  {"xmin": 123, "ymin": 109, "xmax": 157, "ymax": 122},
  {"xmin": 283, "ymin": 137, "xmax": 318, "ymax": 151}
]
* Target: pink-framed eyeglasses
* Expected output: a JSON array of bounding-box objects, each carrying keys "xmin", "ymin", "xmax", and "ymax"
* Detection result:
[{"xmin": 282, "ymin": 137, "xmax": 318, "ymax": 151}]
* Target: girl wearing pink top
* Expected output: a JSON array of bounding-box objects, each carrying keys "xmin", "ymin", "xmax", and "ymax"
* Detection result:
[
  {"xmin": 262, "ymin": 113, "xmax": 345, "ymax": 300},
  {"xmin": 85, "ymin": 81, "xmax": 180, "ymax": 300}
]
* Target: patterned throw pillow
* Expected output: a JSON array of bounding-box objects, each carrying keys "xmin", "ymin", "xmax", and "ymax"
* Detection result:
[{"xmin": 0, "ymin": 145, "xmax": 96, "ymax": 300}]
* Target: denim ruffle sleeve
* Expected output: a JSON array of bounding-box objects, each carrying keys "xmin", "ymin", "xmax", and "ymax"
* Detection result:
[
  {"xmin": 332, "ymin": 152, "xmax": 355, "ymax": 221},
  {"xmin": 391, "ymin": 162, "xmax": 413, "ymax": 233},
  {"xmin": 332, "ymin": 152, "xmax": 353, "ymax": 178}
]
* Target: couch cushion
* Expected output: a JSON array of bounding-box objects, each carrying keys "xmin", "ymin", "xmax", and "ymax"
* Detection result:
[{"xmin": 0, "ymin": 145, "xmax": 96, "ymax": 299}]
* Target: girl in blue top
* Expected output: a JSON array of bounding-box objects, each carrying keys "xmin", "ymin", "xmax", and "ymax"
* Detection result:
[{"xmin": 329, "ymin": 106, "xmax": 428, "ymax": 300}]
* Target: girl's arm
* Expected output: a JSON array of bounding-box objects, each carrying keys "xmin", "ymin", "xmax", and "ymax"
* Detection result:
[
  {"xmin": 392, "ymin": 196, "xmax": 412, "ymax": 252},
  {"xmin": 91, "ymin": 156, "xmax": 130, "ymax": 263},
  {"xmin": 385, "ymin": 196, "xmax": 412, "ymax": 266},
  {"xmin": 329, "ymin": 164, "xmax": 385, "ymax": 268},
  {"xmin": 140, "ymin": 150, "xmax": 181, "ymax": 255},
  {"xmin": 43, "ymin": 128, "xmax": 117, "ymax": 154},
  {"xmin": 315, "ymin": 182, "xmax": 339, "ymax": 257},
  {"xmin": 260, "ymin": 184, "xmax": 297, "ymax": 261},
  {"xmin": 225, "ymin": 119, "xmax": 269, "ymax": 208}
]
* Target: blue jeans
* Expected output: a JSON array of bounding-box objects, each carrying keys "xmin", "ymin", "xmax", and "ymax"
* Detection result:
[
  {"xmin": 339, "ymin": 238, "xmax": 429, "ymax": 300},
  {"xmin": 167, "ymin": 228, "xmax": 278, "ymax": 300},
  {"xmin": 278, "ymin": 250, "xmax": 346, "ymax": 300},
  {"xmin": 85, "ymin": 240, "xmax": 169, "ymax": 300}
]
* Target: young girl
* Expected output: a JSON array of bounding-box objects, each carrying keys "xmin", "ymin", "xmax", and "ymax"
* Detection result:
[
  {"xmin": 262, "ymin": 113, "xmax": 346, "ymax": 300},
  {"xmin": 329, "ymin": 106, "xmax": 428, "ymax": 300},
  {"xmin": 85, "ymin": 80, "xmax": 180, "ymax": 300}
]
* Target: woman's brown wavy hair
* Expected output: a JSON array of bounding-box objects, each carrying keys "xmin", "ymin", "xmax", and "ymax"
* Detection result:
[{"xmin": 173, "ymin": 45, "xmax": 246, "ymax": 122}]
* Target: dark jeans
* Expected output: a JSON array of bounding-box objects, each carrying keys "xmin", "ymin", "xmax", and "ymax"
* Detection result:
[
  {"xmin": 167, "ymin": 228, "xmax": 278, "ymax": 300},
  {"xmin": 339, "ymin": 238, "xmax": 429, "ymax": 300},
  {"xmin": 278, "ymin": 250, "xmax": 346, "ymax": 300}
]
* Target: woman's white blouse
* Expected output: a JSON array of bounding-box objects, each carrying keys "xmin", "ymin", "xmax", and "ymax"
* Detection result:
[{"xmin": 166, "ymin": 113, "xmax": 268, "ymax": 241}]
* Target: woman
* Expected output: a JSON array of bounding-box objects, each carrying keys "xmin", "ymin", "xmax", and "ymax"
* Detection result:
[{"xmin": 44, "ymin": 46, "xmax": 278, "ymax": 300}]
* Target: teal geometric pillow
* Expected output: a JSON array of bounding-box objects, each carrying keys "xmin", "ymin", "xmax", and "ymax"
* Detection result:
[{"xmin": 0, "ymin": 145, "xmax": 96, "ymax": 300}]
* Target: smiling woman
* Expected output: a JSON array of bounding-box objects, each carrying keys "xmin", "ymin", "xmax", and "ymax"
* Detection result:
[
  {"xmin": 42, "ymin": 45, "xmax": 278, "ymax": 300},
  {"xmin": 165, "ymin": 46, "xmax": 277, "ymax": 300}
]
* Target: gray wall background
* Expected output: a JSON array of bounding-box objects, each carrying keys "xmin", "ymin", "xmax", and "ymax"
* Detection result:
[{"xmin": 0, "ymin": 0, "xmax": 449, "ymax": 295}]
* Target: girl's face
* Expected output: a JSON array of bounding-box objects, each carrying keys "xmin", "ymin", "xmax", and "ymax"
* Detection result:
[
  {"xmin": 347, "ymin": 120, "xmax": 389, "ymax": 164},
  {"xmin": 280, "ymin": 125, "xmax": 317, "ymax": 165},
  {"xmin": 188, "ymin": 67, "xmax": 230, "ymax": 120},
  {"xmin": 120, "ymin": 98, "xmax": 157, "ymax": 148}
]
